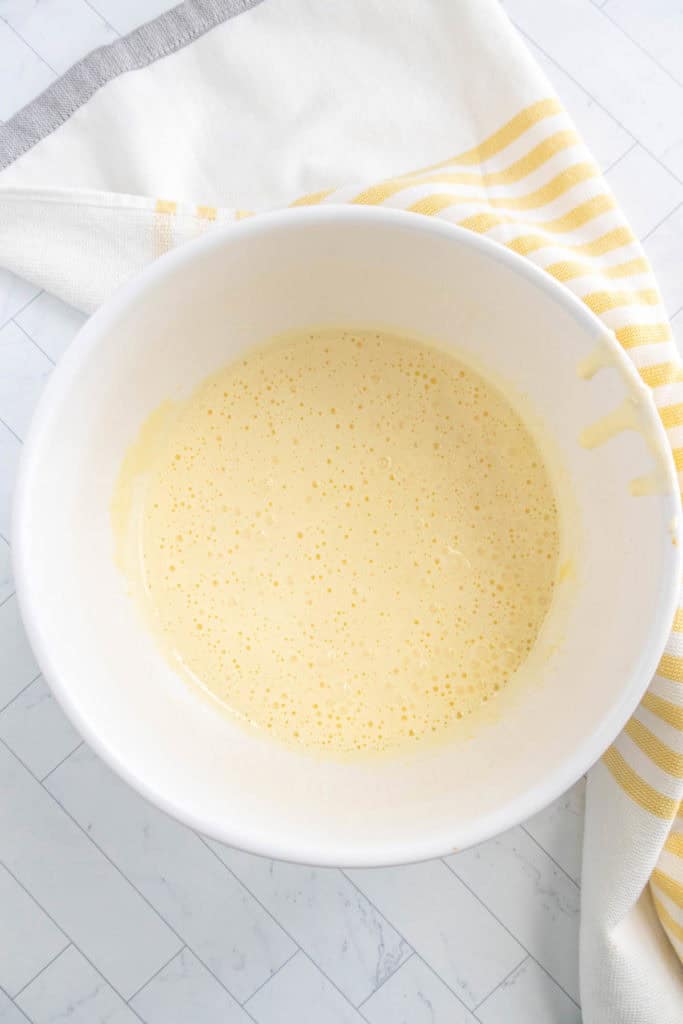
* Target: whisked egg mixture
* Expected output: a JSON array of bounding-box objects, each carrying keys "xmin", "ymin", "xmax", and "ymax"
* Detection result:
[{"xmin": 113, "ymin": 328, "xmax": 561, "ymax": 757}]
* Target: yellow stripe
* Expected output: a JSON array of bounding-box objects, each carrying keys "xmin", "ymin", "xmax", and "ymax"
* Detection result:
[
  {"xmin": 639, "ymin": 364, "xmax": 683, "ymax": 388},
  {"xmin": 652, "ymin": 895, "xmax": 683, "ymax": 941},
  {"xmin": 673, "ymin": 608, "xmax": 683, "ymax": 631},
  {"xmin": 450, "ymin": 98, "xmax": 564, "ymax": 168},
  {"xmin": 352, "ymin": 130, "xmax": 580, "ymax": 206},
  {"xmin": 458, "ymin": 212, "xmax": 506, "ymax": 234},
  {"xmin": 660, "ymin": 404, "xmax": 683, "ymax": 429},
  {"xmin": 235, "ymin": 209, "xmax": 253, "ymax": 221},
  {"xmin": 544, "ymin": 257, "xmax": 649, "ymax": 283},
  {"xmin": 658, "ymin": 653, "xmax": 683, "ymax": 681},
  {"xmin": 615, "ymin": 323, "xmax": 673, "ymax": 350},
  {"xmin": 196, "ymin": 205, "xmax": 217, "ymax": 221},
  {"xmin": 400, "ymin": 99, "xmax": 563, "ymax": 178},
  {"xmin": 537, "ymin": 193, "xmax": 616, "ymax": 234},
  {"xmin": 155, "ymin": 199, "xmax": 177, "ymax": 215},
  {"xmin": 604, "ymin": 745, "xmax": 680, "ymax": 818},
  {"xmin": 406, "ymin": 162, "xmax": 599, "ymax": 217},
  {"xmin": 583, "ymin": 288, "xmax": 660, "ymax": 315},
  {"xmin": 624, "ymin": 718, "xmax": 683, "ymax": 777},
  {"xmin": 673, "ymin": 450, "xmax": 683, "ymax": 473},
  {"xmin": 456, "ymin": 197, "xmax": 620, "ymax": 255},
  {"xmin": 641, "ymin": 693, "xmax": 683, "ymax": 730},
  {"xmin": 290, "ymin": 189, "xmax": 336, "ymax": 207},
  {"xmin": 652, "ymin": 869, "xmax": 683, "ymax": 908},
  {"xmin": 603, "ymin": 257, "xmax": 650, "ymax": 279},
  {"xmin": 665, "ymin": 832, "xmax": 683, "ymax": 857}
]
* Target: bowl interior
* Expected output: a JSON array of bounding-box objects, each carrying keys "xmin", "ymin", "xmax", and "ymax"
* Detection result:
[{"xmin": 14, "ymin": 208, "xmax": 680, "ymax": 865}]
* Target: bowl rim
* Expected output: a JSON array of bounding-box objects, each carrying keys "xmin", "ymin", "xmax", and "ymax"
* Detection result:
[{"xmin": 12, "ymin": 204, "xmax": 682, "ymax": 866}]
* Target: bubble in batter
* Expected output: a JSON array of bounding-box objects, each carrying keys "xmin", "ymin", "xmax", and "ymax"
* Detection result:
[{"xmin": 114, "ymin": 328, "xmax": 561, "ymax": 756}]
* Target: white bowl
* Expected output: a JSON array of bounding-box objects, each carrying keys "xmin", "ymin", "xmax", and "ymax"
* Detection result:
[{"xmin": 13, "ymin": 207, "xmax": 681, "ymax": 866}]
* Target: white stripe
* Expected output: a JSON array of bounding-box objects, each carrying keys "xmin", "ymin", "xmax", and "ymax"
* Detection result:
[
  {"xmin": 651, "ymin": 881, "xmax": 683, "ymax": 923},
  {"xmin": 658, "ymin": 849, "xmax": 683, "ymax": 883},
  {"xmin": 653, "ymin": 383, "xmax": 683, "ymax": 407},
  {"xmin": 629, "ymin": 344, "xmax": 681, "ymax": 370},
  {"xmin": 636, "ymin": 707, "xmax": 683, "ymax": 754},
  {"xmin": 451, "ymin": 112, "xmax": 577, "ymax": 173},
  {"xmin": 614, "ymin": 732, "xmax": 683, "ymax": 799},
  {"xmin": 649, "ymin": 677, "xmax": 683, "ymax": 706},
  {"xmin": 598, "ymin": 306, "xmax": 669, "ymax": 331}
]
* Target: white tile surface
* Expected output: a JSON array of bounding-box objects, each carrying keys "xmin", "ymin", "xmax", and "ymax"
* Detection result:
[
  {"xmin": 604, "ymin": 0, "xmax": 683, "ymax": 86},
  {"xmin": 639, "ymin": 202, "xmax": 683, "ymax": 317},
  {"xmin": 446, "ymin": 828, "xmax": 581, "ymax": 1003},
  {"xmin": 0, "ymin": 271, "xmax": 39, "ymax": 331},
  {"xmin": 0, "ymin": 595, "xmax": 40, "ymax": 709},
  {"xmin": 524, "ymin": 778, "xmax": 586, "ymax": 885},
  {"xmin": 46, "ymin": 746, "xmax": 296, "ymax": 1003},
  {"xmin": 0, "ymin": 864, "xmax": 67, "ymax": 998},
  {"xmin": 131, "ymin": 948, "xmax": 252, "ymax": 1024},
  {"xmin": 0, "ymin": 535, "xmax": 13, "ymax": 605},
  {"xmin": 0, "ymin": 676, "xmax": 81, "ymax": 779},
  {"xmin": 0, "ymin": 320, "xmax": 53, "ymax": 439},
  {"xmin": 360, "ymin": 955, "xmax": 477, "ymax": 1024},
  {"xmin": 245, "ymin": 952, "xmax": 365, "ymax": 1024},
  {"xmin": 347, "ymin": 861, "xmax": 524, "ymax": 1009},
  {"xmin": 0, "ymin": 422, "xmax": 21, "ymax": 539},
  {"xmin": 0, "ymin": 20, "xmax": 54, "ymax": 119},
  {"xmin": 15, "ymin": 945, "xmax": 139, "ymax": 1024},
  {"xmin": 0, "ymin": 0, "xmax": 117, "ymax": 75},
  {"xmin": 523, "ymin": 36, "xmax": 634, "ymax": 171},
  {"xmin": 0, "ymin": 989, "xmax": 29, "ymax": 1024},
  {"xmin": 209, "ymin": 844, "xmax": 411, "ymax": 1005},
  {"xmin": 505, "ymin": 0, "xmax": 683, "ymax": 161},
  {"xmin": 0, "ymin": 743, "xmax": 182, "ymax": 998},
  {"xmin": 85, "ymin": 0, "xmax": 179, "ymax": 35},
  {"xmin": 15, "ymin": 292, "xmax": 87, "ymax": 364},
  {"xmin": 606, "ymin": 144, "xmax": 683, "ymax": 238},
  {"xmin": 476, "ymin": 958, "xmax": 582, "ymax": 1024}
]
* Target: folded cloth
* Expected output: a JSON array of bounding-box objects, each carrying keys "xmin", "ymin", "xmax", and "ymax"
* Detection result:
[{"xmin": 0, "ymin": 1, "xmax": 682, "ymax": 1019}]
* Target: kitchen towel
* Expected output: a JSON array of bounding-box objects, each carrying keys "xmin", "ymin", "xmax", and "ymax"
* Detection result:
[{"xmin": 0, "ymin": 1, "xmax": 682, "ymax": 1020}]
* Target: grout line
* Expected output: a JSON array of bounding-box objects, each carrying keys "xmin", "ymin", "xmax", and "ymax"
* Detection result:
[
  {"xmin": 241, "ymin": 946, "xmax": 300, "ymax": 1007},
  {"xmin": 197, "ymin": 835, "xmax": 378, "ymax": 1014},
  {"xmin": 471, "ymin": 954, "xmax": 530, "ymax": 1013},
  {"xmin": 0, "ymin": 16, "xmax": 58, "ymax": 75},
  {"xmin": 356, "ymin": 950, "xmax": 416, "ymax": 1010},
  {"xmin": 11, "ymin": 318, "xmax": 56, "ymax": 366},
  {"xmin": 598, "ymin": 4, "xmax": 683, "ymax": 90},
  {"xmin": 125, "ymin": 945, "xmax": 186, "ymax": 1003},
  {"xmin": 0, "ymin": 848, "xmax": 147, "ymax": 1023},
  {"xmin": 441, "ymin": 858, "xmax": 581, "ymax": 1010},
  {"xmin": 40, "ymin": 740, "xmax": 85, "ymax": 783},
  {"xmin": 0, "ymin": 289, "xmax": 43, "ymax": 333},
  {"xmin": 512, "ymin": 21, "xmax": 683, "ymax": 187},
  {"xmin": 0, "ymin": 983, "xmax": 31, "ymax": 1024},
  {"xmin": 520, "ymin": 826, "xmax": 582, "ymax": 889},
  {"xmin": 0, "ymin": 671, "xmax": 42, "ymax": 715},
  {"xmin": 642, "ymin": 199, "xmax": 683, "ymax": 242},
  {"xmin": 81, "ymin": 0, "xmax": 122, "ymax": 37},
  {"xmin": 0, "ymin": 588, "xmax": 15, "ymax": 609},
  {"xmin": 340, "ymin": 869, "xmax": 483, "ymax": 1015},
  {"xmin": 10, "ymin": 942, "xmax": 72, "ymax": 1001},
  {"xmin": 0, "ymin": 414, "xmax": 22, "ymax": 445},
  {"xmin": 603, "ymin": 139, "xmax": 638, "ymax": 175},
  {"xmin": 28, "ymin": 742, "xmax": 291, "ymax": 1012}
]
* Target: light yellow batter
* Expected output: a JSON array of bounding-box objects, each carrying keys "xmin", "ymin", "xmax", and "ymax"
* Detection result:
[{"xmin": 113, "ymin": 328, "xmax": 561, "ymax": 756}]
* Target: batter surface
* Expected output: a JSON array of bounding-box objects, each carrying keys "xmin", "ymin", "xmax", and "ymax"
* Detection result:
[{"xmin": 114, "ymin": 328, "xmax": 560, "ymax": 756}]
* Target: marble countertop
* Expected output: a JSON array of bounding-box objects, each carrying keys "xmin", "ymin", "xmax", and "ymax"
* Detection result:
[{"xmin": 1, "ymin": 2, "xmax": 682, "ymax": 1022}]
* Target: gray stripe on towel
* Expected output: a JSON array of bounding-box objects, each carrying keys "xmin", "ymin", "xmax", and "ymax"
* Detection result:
[{"xmin": 0, "ymin": 0, "xmax": 264, "ymax": 172}]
